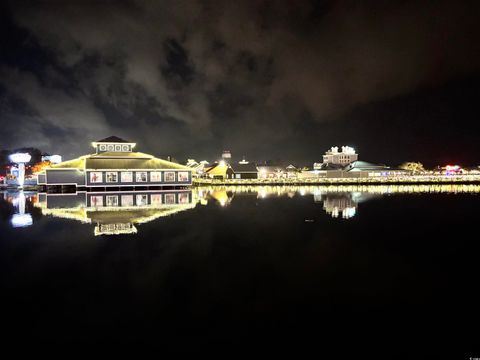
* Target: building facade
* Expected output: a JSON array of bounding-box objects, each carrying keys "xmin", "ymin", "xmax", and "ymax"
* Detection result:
[
  {"xmin": 314, "ymin": 146, "xmax": 358, "ymax": 170},
  {"xmin": 37, "ymin": 136, "xmax": 192, "ymax": 188}
]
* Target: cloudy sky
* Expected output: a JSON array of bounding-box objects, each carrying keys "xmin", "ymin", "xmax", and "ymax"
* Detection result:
[{"xmin": 0, "ymin": 0, "xmax": 479, "ymax": 166}]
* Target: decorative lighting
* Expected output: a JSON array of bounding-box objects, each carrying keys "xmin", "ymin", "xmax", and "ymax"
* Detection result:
[
  {"xmin": 9, "ymin": 153, "xmax": 31, "ymax": 164},
  {"xmin": 9, "ymin": 153, "xmax": 31, "ymax": 188},
  {"xmin": 11, "ymin": 214, "xmax": 33, "ymax": 228}
]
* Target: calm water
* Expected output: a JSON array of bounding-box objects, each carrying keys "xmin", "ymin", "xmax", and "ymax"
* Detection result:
[{"xmin": 1, "ymin": 185, "xmax": 479, "ymax": 352}]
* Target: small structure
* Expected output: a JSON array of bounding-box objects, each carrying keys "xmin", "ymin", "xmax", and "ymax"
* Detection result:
[
  {"xmin": 257, "ymin": 165, "xmax": 286, "ymax": 179},
  {"xmin": 222, "ymin": 150, "xmax": 232, "ymax": 161},
  {"xmin": 204, "ymin": 161, "xmax": 234, "ymax": 179},
  {"xmin": 230, "ymin": 161, "xmax": 258, "ymax": 179},
  {"xmin": 315, "ymin": 146, "xmax": 358, "ymax": 169},
  {"xmin": 37, "ymin": 136, "xmax": 192, "ymax": 189},
  {"xmin": 9, "ymin": 152, "xmax": 32, "ymax": 188}
]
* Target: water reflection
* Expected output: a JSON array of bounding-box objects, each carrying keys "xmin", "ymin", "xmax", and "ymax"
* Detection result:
[
  {"xmin": 34, "ymin": 190, "xmax": 196, "ymax": 235},
  {"xmin": 2, "ymin": 184, "xmax": 480, "ymax": 234},
  {"xmin": 2, "ymin": 191, "xmax": 35, "ymax": 228}
]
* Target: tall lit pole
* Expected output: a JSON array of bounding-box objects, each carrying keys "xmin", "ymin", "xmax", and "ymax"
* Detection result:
[{"xmin": 9, "ymin": 153, "xmax": 32, "ymax": 189}]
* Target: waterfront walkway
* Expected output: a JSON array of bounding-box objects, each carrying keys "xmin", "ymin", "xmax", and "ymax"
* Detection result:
[{"xmin": 193, "ymin": 175, "xmax": 480, "ymax": 186}]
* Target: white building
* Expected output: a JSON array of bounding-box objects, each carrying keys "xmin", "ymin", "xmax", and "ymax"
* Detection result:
[{"xmin": 314, "ymin": 146, "xmax": 358, "ymax": 169}]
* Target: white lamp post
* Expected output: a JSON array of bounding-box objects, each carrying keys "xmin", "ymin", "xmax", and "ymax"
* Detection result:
[{"xmin": 9, "ymin": 153, "xmax": 32, "ymax": 188}]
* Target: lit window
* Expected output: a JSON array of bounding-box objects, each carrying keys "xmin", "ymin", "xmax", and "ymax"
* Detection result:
[
  {"xmin": 121, "ymin": 172, "xmax": 133, "ymax": 182},
  {"xmin": 121, "ymin": 195, "xmax": 133, "ymax": 207},
  {"xmin": 106, "ymin": 195, "xmax": 118, "ymax": 207},
  {"xmin": 165, "ymin": 172, "xmax": 175, "ymax": 182},
  {"xmin": 151, "ymin": 194, "xmax": 162, "ymax": 205},
  {"xmin": 151, "ymin": 171, "xmax": 162, "ymax": 182},
  {"xmin": 90, "ymin": 172, "xmax": 103, "ymax": 183},
  {"xmin": 165, "ymin": 194, "xmax": 176, "ymax": 204},
  {"xmin": 178, "ymin": 193, "xmax": 189, "ymax": 204},
  {"xmin": 106, "ymin": 172, "xmax": 118, "ymax": 183},
  {"xmin": 178, "ymin": 171, "xmax": 189, "ymax": 182},
  {"xmin": 136, "ymin": 194, "xmax": 148, "ymax": 206},
  {"xmin": 136, "ymin": 172, "xmax": 148, "ymax": 182},
  {"xmin": 91, "ymin": 195, "xmax": 103, "ymax": 207}
]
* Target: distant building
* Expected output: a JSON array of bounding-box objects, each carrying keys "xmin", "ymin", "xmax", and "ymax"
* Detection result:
[
  {"xmin": 204, "ymin": 161, "xmax": 234, "ymax": 179},
  {"xmin": 230, "ymin": 161, "xmax": 258, "ymax": 179},
  {"xmin": 222, "ymin": 150, "xmax": 232, "ymax": 161},
  {"xmin": 37, "ymin": 136, "xmax": 192, "ymax": 188},
  {"xmin": 41, "ymin": 154, "xmax": 63, "ymax": 164},
  {"xmin": 257, "ymin": 165, "xmax": 286, "ymax": 179},
  {"xmin": 314, "ymin": 146, "xmax": 358, "ymax": 169}
]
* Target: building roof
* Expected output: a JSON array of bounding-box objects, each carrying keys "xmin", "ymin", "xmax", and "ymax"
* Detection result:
[
  {"xmin": 318, "ymin": 163, "xmax": 344, "ymax": 170},
  {"xmin": 257, "ymin": 165, "xmax": 285, "ymax": 172},
  {"xmin": 204, "ymin": 162, "xmax": 231, "ymax": 177},
  {"xmin": 231, "ymin": 163, "xmax": 257, "ymax": 173},
  {"xmin": 345, "ymin": 161, "xmax": 390, "ymax": 172},
  {"xmin": 95, "ymin": 136, "xmax": 131, "ymax": 143},
  {"xmin": 49, "ymin": 152, "xmax": 190, "ymax": 171}
]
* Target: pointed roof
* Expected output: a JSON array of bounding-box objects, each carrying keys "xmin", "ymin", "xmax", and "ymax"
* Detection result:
[{"xmin": 95, "ymin": 136, "xmax": 131, "ymax": 143}]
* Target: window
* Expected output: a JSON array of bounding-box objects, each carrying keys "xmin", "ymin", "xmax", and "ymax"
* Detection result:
[
  {"xmin": 136, "ymin": 194, "xmax": 148, "ymax": 206},
  {"xmin": 106, "ymin": 195, "xmax": 118, "ymax": 207},
  {"xmin": 122, "ymin": 145, "xmax": 130, "ymax": 152},
  {"xmin": 90, "ymin": 172, "xmax": 103, "ymax": 183},
  {"xmin": 91, "ymin": 195, "xmax": 103, "ymax": 207},
  {"xmin": 178, "ymin": 171, "xmax": 189, "ymax": 182},
  {"xmin": 121, "ymin": 195, "xmax": 133, "ymax": 207},
  {"xmin": 151, "ymin": 194, "xmax": 162, "ymax": 205},
  {"xmin": 136, "ymin": 172, "xmax": 148, "ymax": 182},
  {"xmin": 178, "ymin": 193, "xmax": 189, "ymax": 204},
  {"xmin": 106, "ymin": 172, "xmax": 118, "ymax": 183},
  {"xmin": 164, "ymin": 193, "xmax": 176, "ymax": 204},
  {"xmin": 121, "ymin": 171, "xmax": 133, "ymax": 182},
  {"xmin": 150, "ymin": 171, "xmax": 162, "ymax": 182},
  {"xmin": 165, "ymin": 172, "xmax": 175, "ymax": 182}
]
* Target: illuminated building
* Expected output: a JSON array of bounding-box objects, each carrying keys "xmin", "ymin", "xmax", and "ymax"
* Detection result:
[
  {"xmin": 314, "ymin": 146, "xmax": 358, "ymax": 170},
  {"xmin": 37, "ymin": 136, "xmax": 192, "ymax": 189},
  {"xmin": 204, "ymin": 161, "xmax": 234, "ymax": 179},
  {"xmin": 230, "ymin": 161, "xmax": 258, "ymax": 179}
]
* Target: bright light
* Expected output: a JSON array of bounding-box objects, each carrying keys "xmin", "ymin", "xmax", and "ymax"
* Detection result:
[
  {"xmin": 9, "ymin": 153, "xmax": 31, "ymax": 164},
  {"xmin": 43, "ymin": 155, "xmax": 62, "ymax": 164},
  {"xmin": 11, "ymin": 214, "xmax": 33, "ymax": 228},
  {"xmin": 219, "ymin": 160, "xmax": 226, "ymax": 166}
]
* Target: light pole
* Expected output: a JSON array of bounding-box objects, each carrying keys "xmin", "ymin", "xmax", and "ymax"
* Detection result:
[{"xmin": 9, "ymin": 153, "xmax": 32, "ymax": 189}]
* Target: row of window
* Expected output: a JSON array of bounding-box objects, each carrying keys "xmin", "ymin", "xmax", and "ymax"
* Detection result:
[
  {"xmin": 89, "ymin": 171, "xmax": 189, "ymax": 184},
  {"xmin": 90, "ymin": 193, "xmax": 190, "ymax": 207}
]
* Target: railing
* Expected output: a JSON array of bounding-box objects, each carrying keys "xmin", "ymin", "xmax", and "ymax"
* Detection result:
[{"xmin": 193, "ymin": 175, "xmax": 480, "ymax": 186}]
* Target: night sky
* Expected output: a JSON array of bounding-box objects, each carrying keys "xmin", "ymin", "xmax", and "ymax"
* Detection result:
[{"xmin": 0, "ymin": 0, "xmax": 479, "ymax": 167}]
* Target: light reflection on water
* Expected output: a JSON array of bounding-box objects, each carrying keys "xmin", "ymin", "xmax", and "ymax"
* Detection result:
[{"xmin": 2, "ymin": 183, "xmax": 480, "ymax": 234}]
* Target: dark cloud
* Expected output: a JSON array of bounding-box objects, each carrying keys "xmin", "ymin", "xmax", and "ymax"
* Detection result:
[{"xmin": 0, "ymin": 0, "xmax": 479, "ymax": 165}]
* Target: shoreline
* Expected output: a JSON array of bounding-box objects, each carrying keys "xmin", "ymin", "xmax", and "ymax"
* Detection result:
[
  {"xmin": 192, "ymin": 175, "xmax": 480, "ymax": 186},
  {"xmin": 2, "ymin": 175, "xmax": 480, "ymax": 192}
]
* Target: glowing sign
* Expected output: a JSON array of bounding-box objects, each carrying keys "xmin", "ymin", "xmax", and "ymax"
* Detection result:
[{"xmin": 9, "ymin": 153, "xmax": 31, "ymax": 164}]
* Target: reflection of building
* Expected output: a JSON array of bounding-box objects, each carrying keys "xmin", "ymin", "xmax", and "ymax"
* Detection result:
[
  {"xmin": 37, "ymin": 136, "xmax": 192, "ymax": 189},
  {"xmin": 9, "ymin": 191, "xmax": 34, "ymax": 227},
  {"xmin": 316, "ymin": 193, "xmax": 357, "ymax": 219},
  {"xmin": 35, "ymin": 189, "xmax": 196, "ymax": 235}
]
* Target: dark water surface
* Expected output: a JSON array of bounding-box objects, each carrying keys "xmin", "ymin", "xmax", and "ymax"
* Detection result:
[{"xmin": 1, "ymin": 185, "xmax": 479, "ymax": 353}]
